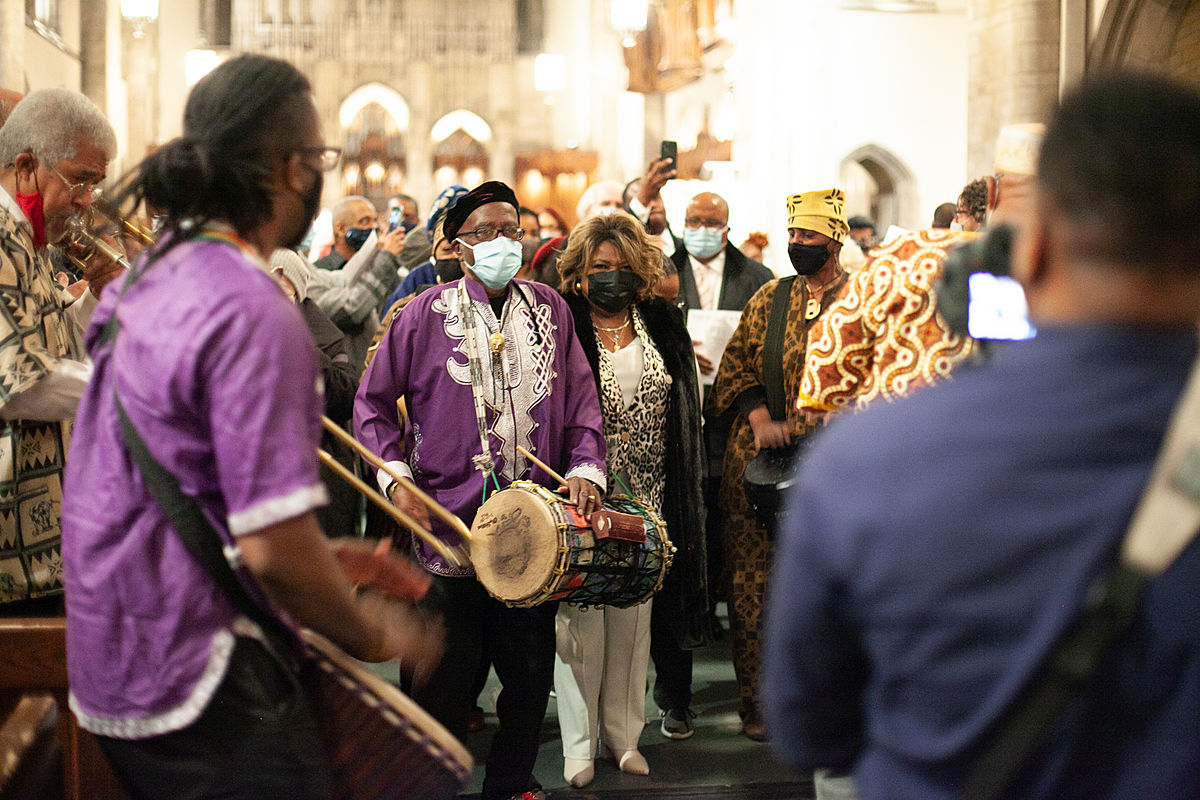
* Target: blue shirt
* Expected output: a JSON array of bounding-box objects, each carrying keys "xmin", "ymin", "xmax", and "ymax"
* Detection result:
[{"xmin": 765, "ymin": 323, "xmax": 1200, "ymax": 799}]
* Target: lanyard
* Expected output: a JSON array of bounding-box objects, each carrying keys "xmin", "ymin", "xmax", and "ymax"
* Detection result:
[{"xmin": 458, "ymin": 280, "xmax": 503, "ymax": 500}]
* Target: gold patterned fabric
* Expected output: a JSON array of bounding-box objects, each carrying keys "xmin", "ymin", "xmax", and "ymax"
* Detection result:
[
  {"xmin": 800, "ymin": 229, "xmax": 975, "ymax": 417},
  {"xmin": 0, "ymin": 206, "xmax": 76, "ymax": 602}
]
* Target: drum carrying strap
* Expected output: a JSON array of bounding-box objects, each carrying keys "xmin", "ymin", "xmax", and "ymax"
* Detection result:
[
  {"xmin": 960, "ymin": 349, "xmax": 1200, "ymax": 800},
  {"xmin": 762, "ymin": 276, "xmax": 796, "ymax": 421}
]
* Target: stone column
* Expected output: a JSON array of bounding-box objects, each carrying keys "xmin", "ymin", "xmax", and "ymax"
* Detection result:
[
  {"xmin": 80, "ymin": 0, "xmax": 108, "ymax": 110},
  {"xmin": 967, "ymin": 0, "xmax": 1061, "ymax": 178},
  {"xmin": 0, "ymin": 0, "xmax": 24, "ymax": 90}
]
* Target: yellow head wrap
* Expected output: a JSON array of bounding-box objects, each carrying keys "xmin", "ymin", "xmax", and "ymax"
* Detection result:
[{"xmin": 786, "ymin": 188, "xmax": 849, "ymax": 244}]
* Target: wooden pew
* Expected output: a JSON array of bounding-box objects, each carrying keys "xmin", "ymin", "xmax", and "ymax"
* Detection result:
[{"xmin": 0, "ymin": 617, "xmax": 127, "ymax": 800}]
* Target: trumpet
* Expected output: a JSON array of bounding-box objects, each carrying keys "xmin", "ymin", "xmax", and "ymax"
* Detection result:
[{"xmin": 59, "ymin": 204, "xmax": 154, "ymax": 274}]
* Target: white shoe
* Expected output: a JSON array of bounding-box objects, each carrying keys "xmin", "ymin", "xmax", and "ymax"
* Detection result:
[
  {"xmin": 615, "ymin": 749, "xmax": 649, "ymax": 775},
  {"xmin": 563, "ymin": 757, "xmax": 593, "ymax": 788}
]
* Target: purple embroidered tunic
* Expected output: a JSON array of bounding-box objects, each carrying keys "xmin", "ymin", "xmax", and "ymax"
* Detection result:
[
  {"xmin": 354, "ymin": 277, "xmax": 606, "ymax": 576},
  {"xmin": 63, "ymin": 238, "xmax": 328, "ymax": 739}
]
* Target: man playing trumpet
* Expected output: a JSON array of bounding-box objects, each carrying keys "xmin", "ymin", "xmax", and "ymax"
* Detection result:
[{"xmin": 0, "ymin": 88, "xmax": 123, "ymax": 606}]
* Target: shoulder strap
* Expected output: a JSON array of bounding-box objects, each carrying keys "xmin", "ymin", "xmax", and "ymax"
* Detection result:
[
  {"xmin": 762, "ymin": 276, "xmax": 796, "ymax": 421},
  {"xmin": 114, "ymin": 393, "xmax": 295, "ymax": 648},
  {"xmin": 962, "ymin": 345, "xmax": 1200, "ymax": 800}
]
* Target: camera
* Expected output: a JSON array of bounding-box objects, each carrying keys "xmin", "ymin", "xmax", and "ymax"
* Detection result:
[{"xmin": 938, "ymin": 225, "xmax": 1035, "ymax": 342}]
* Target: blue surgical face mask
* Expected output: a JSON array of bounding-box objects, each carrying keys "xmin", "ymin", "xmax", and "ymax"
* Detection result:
[
  {"xmin": 683, "ymin": 226, "xmax": 725, "ymax": 259},
  {"xmin": 458, "ymin": 235, "xmax": 523, "ymax": 290},
  {"xmin": 344, "ymin": 226, "xmax": 373, "ymax": 252}
]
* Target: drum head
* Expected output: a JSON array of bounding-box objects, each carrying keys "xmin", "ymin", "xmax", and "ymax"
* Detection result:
[
  {"xmin": 744, "ymin": 445, "xmax": 799, "ymax": 489},
  {"xmin": 471, "ymin": 486, "xmax": 564, "ymax": 604}
]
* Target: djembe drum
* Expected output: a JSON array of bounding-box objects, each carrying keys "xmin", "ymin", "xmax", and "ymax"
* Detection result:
[{"xmin": 469, "ymin": 481, "xmax": 673, "ymax": 608}]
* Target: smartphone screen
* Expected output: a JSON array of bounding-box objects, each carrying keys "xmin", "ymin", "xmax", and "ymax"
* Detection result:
[
  {"xmin": 968, "ymin": 272, "xmax": 1036, "ymax": 340},
  {"xmin": 387, "ymin": 207, "xmax": 402, "ymax": 232},
  {"xmin": 660, "ymin": 140, "xmax": 677, "ymax": 169}
]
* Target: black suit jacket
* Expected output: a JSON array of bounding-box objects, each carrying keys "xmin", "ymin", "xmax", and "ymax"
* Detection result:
[
  {"xmin": 672, "ymin": 239, "xmax": 773, "ymax": 475},
  {"xmin": 671, "ymin": 239, "xmax": 773, "ymax": 313}
]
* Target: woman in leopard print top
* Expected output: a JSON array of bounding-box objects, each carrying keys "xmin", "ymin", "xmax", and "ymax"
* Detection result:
[{"xmin": 552, "ymin": 212, "xmax": 706, "ymax": 789}]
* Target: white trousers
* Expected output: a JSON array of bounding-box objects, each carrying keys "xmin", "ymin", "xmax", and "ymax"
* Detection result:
[{"xmin": 553, "ymin": 599, "xmax": 652, "ymax": 759}]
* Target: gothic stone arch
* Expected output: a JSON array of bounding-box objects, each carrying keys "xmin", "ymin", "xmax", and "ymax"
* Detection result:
[
  {"xmin": 1091, "ymin": 0, "xmax": 1200, "ymax": 82},
  {"xmin": 840, "ymin": 144, "xmax": 919, "ymax": 232}
]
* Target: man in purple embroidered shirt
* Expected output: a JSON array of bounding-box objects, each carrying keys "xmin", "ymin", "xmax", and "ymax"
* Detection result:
[
  {"xmin": 63, "ymin": 55, "xmax": 430, "ymax": 800},
  {"xmin": 355, "ymin": 180, "xmax": 606, "ymax": 800}
]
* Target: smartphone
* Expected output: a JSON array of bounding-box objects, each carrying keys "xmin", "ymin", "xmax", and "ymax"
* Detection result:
[
  {"xmin": 387, "ymin": 206, "xmax": 403, "ymax": 232},
  {"xmin": 660, "ymin": 140, "xmax": 677, "ymax": 174},
  {"xmin": 968, "ymin": 272, "xmax": 1036, "ymax": 341}
]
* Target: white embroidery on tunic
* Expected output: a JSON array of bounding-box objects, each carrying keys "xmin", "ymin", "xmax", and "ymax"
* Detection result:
[{"xmin": 435, "ymin": 283, "xmax": 557, "ymax": 481}]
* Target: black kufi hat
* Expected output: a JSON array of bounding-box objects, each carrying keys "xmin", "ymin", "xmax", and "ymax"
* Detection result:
[{"xmin": 442, "ymin": 180, "xmax": 519, "ymax": 241}]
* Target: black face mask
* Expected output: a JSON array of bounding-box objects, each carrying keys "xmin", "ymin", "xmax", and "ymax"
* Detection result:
[
  {"xmin": 435, "ymin": 257, "xmax": 463, "ymax": 283},
  {"xmin": 285, "ymin": 168, "xmax": 323, "ymax": 250},
  {"xmin": 587, "ymin": 270, "xmax": 641, "ymax": 314},
  {"xmin": 787, "ymin": 242, "xmax": 830, "ymax": 275}
]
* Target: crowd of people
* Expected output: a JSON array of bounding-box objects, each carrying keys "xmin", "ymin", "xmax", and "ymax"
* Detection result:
[{"xmin": 0, "ymin": 50, "xmax": 1197, "ymax": 800}]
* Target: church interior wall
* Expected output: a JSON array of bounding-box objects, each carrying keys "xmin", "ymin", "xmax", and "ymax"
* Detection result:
[
  {"xmin": 13, "ymin": 0, "xmax": 85, "ymax": 95},
  {"xmin": 834, "ymin": 8, "xmax": 969, "ymax": 230},
  {"xmin": 729, "ymin": 1, "xmax": 967, "ymax": 275}
]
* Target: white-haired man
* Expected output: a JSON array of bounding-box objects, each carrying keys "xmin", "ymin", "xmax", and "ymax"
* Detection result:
[
  {"xmin": 0, "ymin": 88, "xmax": 119, "ymax": 606},
  {"xmin": 575, "ymin": 180, "xmax": 624, "ymax": 222}
]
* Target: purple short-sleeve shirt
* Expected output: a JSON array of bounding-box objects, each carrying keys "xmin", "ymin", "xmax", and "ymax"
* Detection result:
[{"xmin": 63, "ymin": 237, "xmax": 327, "ymax": 739}]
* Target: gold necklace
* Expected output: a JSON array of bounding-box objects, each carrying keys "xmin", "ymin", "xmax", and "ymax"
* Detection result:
[
  {"xmin": 593, "ymin": 315, "xmax": 631, "ymax": 352},
  {"xmin": 804, "ymin": 270, "xmax": 845, "ymax": 320},
  {"xmin": 593, "ymin": 315, "xmax": 631, "ymax": 333}
]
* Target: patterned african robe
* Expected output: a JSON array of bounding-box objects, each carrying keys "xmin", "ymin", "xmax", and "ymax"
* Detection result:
[
  {"xmin": 801, "ymin": 229, "xmax": 975, "ymax": 418},
  {"xmin": 706, "ymin": 276, "xmax": 828, "ymax": 492},
  {"xmin": 0, "ymin": 206, "xmax": 80, "ymax": 602},
  {"xmin": 704, "ymin": 276, "xmax": 836, "ymax": 716}
]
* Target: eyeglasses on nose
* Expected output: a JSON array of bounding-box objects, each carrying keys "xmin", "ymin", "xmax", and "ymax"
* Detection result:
[
  {"xmin": 459, "ymin": 225, "xmax": 525, "ymax": 242},
  {"xmin": 47, "ymin": 163, "xmax": 102, "ymax": 201},
  {"xmin": 295, "ymin": 146, "xmax": 343, "ymax": 172}
]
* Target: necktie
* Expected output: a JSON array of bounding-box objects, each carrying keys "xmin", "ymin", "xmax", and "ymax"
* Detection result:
[{"xmin": 697, "ymin": 262, "xmax": 715, "ymax": 310}]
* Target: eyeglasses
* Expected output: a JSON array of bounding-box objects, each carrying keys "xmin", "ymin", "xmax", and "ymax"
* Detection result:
[
  {"xmin": 295, "ymin": 146, "xmax": 343, "ymax": 172},
  {"xmin": 684, "ymin": 217, "xmax": 727, "ymax": 230},
  {"xmin": 47, "ymin": 163, "xmax": 102, "ymax": 202},
  {"xmin": 459, "ymin": 225, "xmax": 525, "ymax": 242}
]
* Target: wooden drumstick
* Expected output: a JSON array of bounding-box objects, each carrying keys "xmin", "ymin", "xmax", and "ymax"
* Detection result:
[
  {"xmin": 321, "ymin": 416, "xmax": 472, "ymax": 543},
  {"xmin": 317, "ymin": 449, "xmax": 467, "ymax": 568},
  {"xmin": 515, "ymin": 445, "xmax": 569, "ymax": 489}
]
